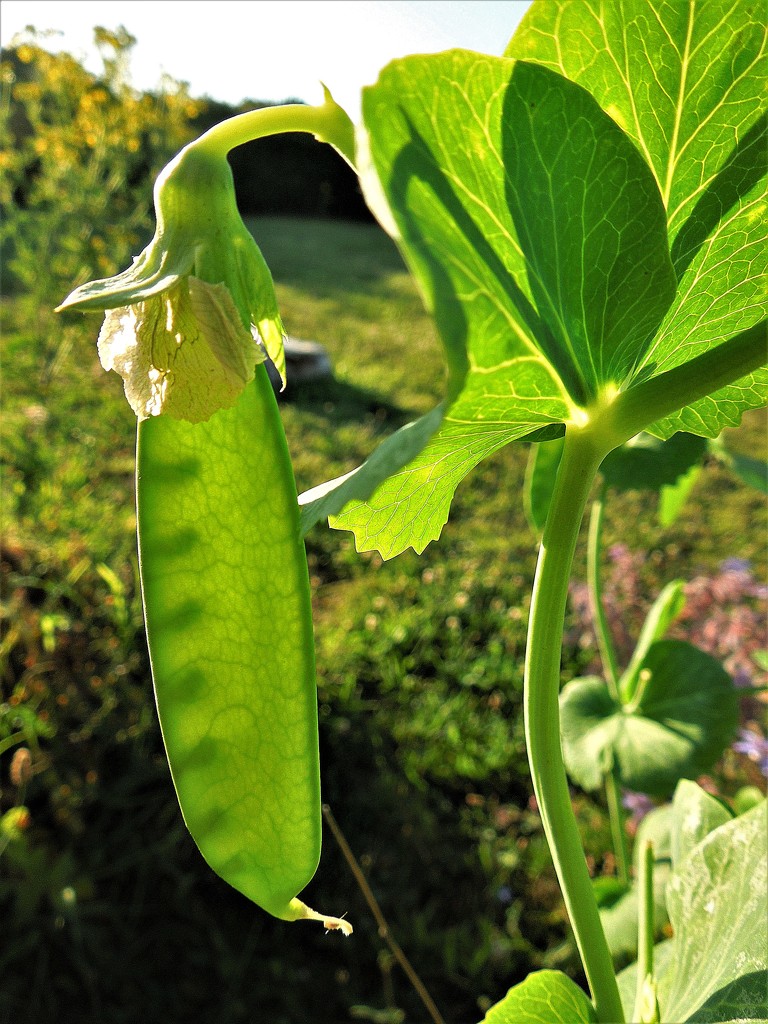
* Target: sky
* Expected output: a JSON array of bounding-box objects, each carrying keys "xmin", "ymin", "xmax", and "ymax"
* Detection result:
[{"xmin": 1, "ymin": 1, "xmax": 532, "ymax": 117}]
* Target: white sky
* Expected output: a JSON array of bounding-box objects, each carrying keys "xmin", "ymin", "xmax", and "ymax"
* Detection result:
[{"xmin": 1, "ymin": 1, "xmax": 531, "ymax": 117}]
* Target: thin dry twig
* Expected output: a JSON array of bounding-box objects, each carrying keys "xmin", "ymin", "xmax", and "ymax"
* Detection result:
[{"xmin": 322, "ymin": 803, "xmax": 447, "ymax": 1024}]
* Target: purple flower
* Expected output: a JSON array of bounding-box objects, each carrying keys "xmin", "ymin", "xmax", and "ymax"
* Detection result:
[
  {"xmin": 732, "ymin": 729, "xmax": 768, "ymax": 778},
  {"xmin": 720, "ymin": 557, "xmax": 751, "ymax": 574},
  {"xmin": 732, "ymin": 668, "xmax": 754, "ymax": 689},
  {"xmin": 621, "ymin": 791, "xmax": 655, "ymax": 824}
]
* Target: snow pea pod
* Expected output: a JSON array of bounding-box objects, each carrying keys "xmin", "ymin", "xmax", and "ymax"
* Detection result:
[
  {"xmin": 58, "ymin": 98, "xmax": 356, "ymax": 930},
  {"xmin": 136, "ymin": 365, "xmax": 320, "ymax": 921}
]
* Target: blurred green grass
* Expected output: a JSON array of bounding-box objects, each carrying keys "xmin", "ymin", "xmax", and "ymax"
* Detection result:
[{"xmin": 1, "ymin": 215, "xmax": 766, "ymax": 1023}]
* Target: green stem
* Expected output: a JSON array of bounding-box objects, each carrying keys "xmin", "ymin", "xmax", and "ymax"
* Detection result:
[
  {"xmin": 623, "ymin": 667, "xmax": 653, "ymax": 716},
  {"xmin": 525, "ymin": 425, "xmax": 624, "ymax": 1024},
  {"xmin": 633, "ymin": 840, "xmax": 658, "ymax": 1024},
  {"xmin": 587, "ymin": 493, "xmax": 620, "ymax": 699},
  {"xmin": 587, "ymin": 494, "xmax": 631, "ymax": 885},
  {"xmin": 0, "ymin": 732, "xmax": 30, "ymax": 758},
  {"xmin": 191, "ymin": 87, "xmax": 357, "ymax": 169},
  {"xmin": 604, "ymin": 767, "xmax": 630, "ymax": 887}
]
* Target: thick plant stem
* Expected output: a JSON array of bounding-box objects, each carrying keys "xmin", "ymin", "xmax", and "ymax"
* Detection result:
[
  {"xmin": 524, "ymin": 426, "xmax": 625, "ymax": 1024},
  {"xmin": 587, "ymin": 494, "xmax": 620, "ymax": 699}
]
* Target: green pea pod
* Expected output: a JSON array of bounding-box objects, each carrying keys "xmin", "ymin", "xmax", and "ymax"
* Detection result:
[
  {"xmin": 58, "ymin": 99, "xmax": 356, "ymax": 931},
  {"xmin": 137, "ymin": 365, "xmax": 340, "ymax": 927}
]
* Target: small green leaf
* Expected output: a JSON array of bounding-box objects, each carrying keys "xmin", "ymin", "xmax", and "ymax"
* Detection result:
[
  {"xmin": 561, "ymin": 641, "xmax": 738, "ymax": 796},
  {"xmin": 619, "ymin": 581, "xmax": 687, "ymax": 702},
  {"xmin": 709, "ymin": 436, "xmax": 768, "ymax": 494},
  {"xmin": 658, "ymin": 462, "xmax": 702, "ymax": 527},
  {"xmin": 670, "ymin": 780, "xmax": 733, "ymax": 871},
  {"xmin": 481, "ymin": 970, "xmax": 597, "ymax": 1024},
  {"xmin": 600, "ymin": 433, "xmax": 706, "ymax": 493}
]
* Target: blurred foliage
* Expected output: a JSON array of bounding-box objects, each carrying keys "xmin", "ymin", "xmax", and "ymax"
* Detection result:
[
  {"xmin": 0, "ymin": 27, "xmax": 200, "ymax": 386},
  {"xmin": 1, "ymin": 32, "xmax": 765, "ymax": 1024}
]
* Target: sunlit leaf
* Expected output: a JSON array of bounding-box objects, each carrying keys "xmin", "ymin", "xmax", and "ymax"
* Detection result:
[
  {"xmin": 661, "ymin": 801, "xmax": 768, "ymax": 1022},
  {"xmin": 507, "ymin": 0, "xmax": 768, "ymax": 439},
  {"xmin": 304, "ymin": 4, "xmax": 765, "ymax": 556},
  {"xmin": 316, "ymin": 51, "xmax": 673, "ymax": 556},
  {"xmin": 669, "ymin": 780, "xmax": 733, "ymax": 871}
]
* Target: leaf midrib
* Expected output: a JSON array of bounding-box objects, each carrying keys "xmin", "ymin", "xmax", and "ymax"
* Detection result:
[{"xmin": 662, "ymin": 0, "xmax": 695, "ymax": 206}]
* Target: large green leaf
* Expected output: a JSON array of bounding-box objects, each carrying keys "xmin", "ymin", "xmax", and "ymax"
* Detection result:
[
  {"xmin": 507, "ymin": 0, "xmax": 768, "ymax": 440},
  {"xmin": 601, "ymin": 432, "xmax": 707, "ymax": 493},
  {"xmin": 669, "ymin": 780, "xmax": 733, "ymax": 871},
  {"xmin": 560, "ymin": 640, "xmax": 738, "ymax": 796},
  {"xmin": 617, "ymin": 794, "xmax": 767, "ymax": 1022},
  {"xmin": 308, "ymin": 51, "xmax": 674, "ymax": 556},
  {"xmin": 661, "ymin": 801, "xmax": 768, "ymax": 1023},
  {"xmin": 481, "ymin": 970, "xmax": 597, "ymax": 1024},
  {"xmin": 303, "ymin": 4, "xmax": 765, "ymax": 556}
]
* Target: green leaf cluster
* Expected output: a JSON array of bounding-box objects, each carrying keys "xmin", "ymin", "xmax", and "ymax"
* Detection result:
[{"xmin": 301, "ymin": 0, "xmax": 766, "ymax": 559}]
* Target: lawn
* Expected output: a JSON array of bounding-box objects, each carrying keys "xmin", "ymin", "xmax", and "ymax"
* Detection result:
[{"xmin": 1, "ymin": 215, "xmax": 765, "ymax": 1023}]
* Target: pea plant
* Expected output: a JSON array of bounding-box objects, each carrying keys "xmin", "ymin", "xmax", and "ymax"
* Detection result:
[{"xmin": 59, "ymin": 1, "xmax": 766, "ymax": 1021}]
